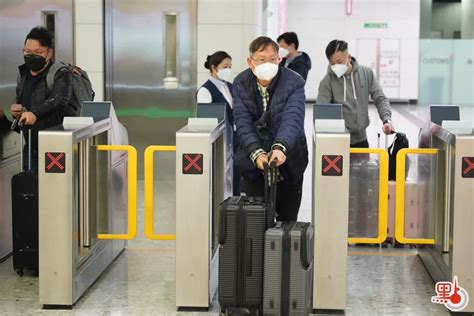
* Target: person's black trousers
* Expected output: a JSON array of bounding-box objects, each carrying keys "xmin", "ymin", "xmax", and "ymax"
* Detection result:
[
  {"xmin": 22, "ymin": 145, "xmax": 38, "ymax": 172},
  {"xmin": 232, "ymin": 163, "xmax": 241, "ymax": 196},
  {"xmin": 350, "ymin": 139, "xmax": 370, "ymax": 162},
  {"xmin": 351, "ymin": 139, "xmax": 369, "ymax": 148},
  {"xmin": 242, "ymin": 174, "xmax": 303, "ymax": 221}
]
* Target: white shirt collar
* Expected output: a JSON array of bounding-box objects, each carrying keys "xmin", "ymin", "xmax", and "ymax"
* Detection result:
[
  {"xmin": 209, "ymin": 76, "xmax": 226, "ymax": 87},
  {"xmin": 207, "ymin": 76, "xmax": 233, "ymax": 107}
]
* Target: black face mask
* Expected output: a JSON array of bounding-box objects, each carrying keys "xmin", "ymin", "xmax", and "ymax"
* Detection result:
[{"xmin": 24, "ymin": 54, "xmax": 48, "ymax": 72}]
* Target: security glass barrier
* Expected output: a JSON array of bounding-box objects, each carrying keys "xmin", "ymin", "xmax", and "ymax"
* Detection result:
[
  {"xmin": 144, "ymin": 145, "xmax": 176, "ymax": 241},
  {"xmin": 402, "ymin": 153, "xmax": 437, "ymax": 242},
  {"xmin": 395, "ymin": 149, "xmax": 438, "ymax": 244},
  {"xmin": 348, "ymin": 149, "xmax": 388, "ymax": 244}
]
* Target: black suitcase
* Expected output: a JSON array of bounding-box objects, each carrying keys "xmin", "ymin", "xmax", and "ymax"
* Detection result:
[
  {"xmin": 11, "ymin": 128, "xmax": 38, "ymax": 276},
  {"xmin": 218, "ymin": 162, "xmax": 277, "ymax": 315},
  {"xmin": 263, "ymin": 221, "xmax": 314, "ymax": 316}
]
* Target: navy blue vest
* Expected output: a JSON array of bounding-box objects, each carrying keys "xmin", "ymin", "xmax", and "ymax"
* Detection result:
[{"xmin": 201, "ymin": 79, "xmax": 234, "ymax": 125}]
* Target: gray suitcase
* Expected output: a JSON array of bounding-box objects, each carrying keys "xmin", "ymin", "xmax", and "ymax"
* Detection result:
[
  {"xmin": 218, "ymin": 162, "xmax": 277, "ymax": 315},
  {"xmin": 263, "ymin": 221, "xmax": 314, "ymax": 316}
]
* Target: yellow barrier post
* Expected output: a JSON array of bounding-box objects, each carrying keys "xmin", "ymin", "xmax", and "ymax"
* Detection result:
[
  {"xmin": 348, "ymin": 148, "xmax": 389, "ymax": 244},
  {"xmin": 395, "ymin": 148, "xmax": 437, "ymax": 244},
  {"xmin": 97, "ymin": 145, "xmax": 138, "ymax": 240},
  {"xmin": 144, "ymin": 145, "xmax": 177, "ymax": 240}
]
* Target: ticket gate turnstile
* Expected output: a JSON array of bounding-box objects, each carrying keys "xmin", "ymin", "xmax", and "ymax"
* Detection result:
[
  {"xmin": 312, "ymin": 117, "xmax": 350, "ymax": 312},
  {"xmin": 416, "ymin": 113, "xmax": 474, "ymax": 313},
  {"xmin": 38, "ymin": 102, "xmax": 131, "ymax": 307},
  {"xmin": 175, "ymin": 117, "xmax": 232, "ymax": 309}
]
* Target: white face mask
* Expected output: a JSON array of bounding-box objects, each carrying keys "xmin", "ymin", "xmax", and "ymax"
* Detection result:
[
  {"xmin": 254, "ymin": 62, "xmax": 279, "ymax": 81},
  {"xmin": 217, "ymin": 68, "xmax": 232, "ymax": 82},
  {"xmin": 331, "ymin": 58, "xmax": 349, "ymax": 78},
  {"xmin": 278, "ymin": 47, "xmax": 289, "ymax": 58}
]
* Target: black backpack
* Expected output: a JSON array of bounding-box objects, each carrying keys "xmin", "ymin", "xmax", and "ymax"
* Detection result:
[
  {"xmin": 388, "ymin": 132, "xmax": 409, "ymax": 181},
  {"xmin": 47, "ymin": 62, "xmax": 95, "ymax": 116}
]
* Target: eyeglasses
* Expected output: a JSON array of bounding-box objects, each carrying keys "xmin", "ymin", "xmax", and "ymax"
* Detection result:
[
  {"xmin": 22, "ymin": 48, "xmax": 49, "ymax": 55},
  {"xmin": 251, "ymin": 57, "xmax": 280, "ymax": 65}
]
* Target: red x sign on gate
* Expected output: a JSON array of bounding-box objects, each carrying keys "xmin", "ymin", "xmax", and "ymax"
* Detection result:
[
  {"xmin": 462, "ymin": 157, "xmax": 474, "ymax": 178},
  {"xmin": 45, "ymin": 152, "xmax": 66, "ymax": 173},
  {"xmin": 182, "ymin": 153, "xmax": 203, "ymax": 174},
  {"xmin": 322, "ymin": 155, "xmax": 343, "ymax": 176}
]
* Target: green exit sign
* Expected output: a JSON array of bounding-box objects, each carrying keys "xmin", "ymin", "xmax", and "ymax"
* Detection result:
[{"xmin": 364, "ymin": 23, "xmax": 388, "ymax": 29}]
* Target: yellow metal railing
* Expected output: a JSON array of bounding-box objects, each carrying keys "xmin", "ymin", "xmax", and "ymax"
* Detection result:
[
  {"xmin": 97, "ymin": 145, "xmax": 138, "ymax": 240},
  {"xmin": 144, "ymin": 145, "xmax": 177, "ymax": 240},
  {"xmin": 395, "ymin": 148, "xmax": 437, "ymax": 244},
  {"xmin": 348, "ymin": 148, "xmax": 389, "ymax": 244},
  {"xmin": 91, "ymin": 145, "xmax": 437, "ymax": 244}
]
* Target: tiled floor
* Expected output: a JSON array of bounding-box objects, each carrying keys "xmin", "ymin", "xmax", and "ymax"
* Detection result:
[
  {"xmin": 0, "ymin": 237, "xmax": 448, "ymax": 315},
  {"xmin": 0, "ymin": 105, "xmax": 452, "ymax": 315}
]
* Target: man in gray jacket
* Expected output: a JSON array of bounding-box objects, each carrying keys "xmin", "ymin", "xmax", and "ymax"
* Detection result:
[{"xmin": 316, "ymin": 40, "xmax": 395, "ymax": 147}]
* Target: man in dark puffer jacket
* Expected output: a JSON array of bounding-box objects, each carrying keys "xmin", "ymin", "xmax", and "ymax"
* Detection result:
[
  {"xmin": 277, "ymin": 32, "xmax": 312, "ymax": 81},
  {"xmin": 233, "ymin": 36, "xmax": 308, "ymax": 221}
]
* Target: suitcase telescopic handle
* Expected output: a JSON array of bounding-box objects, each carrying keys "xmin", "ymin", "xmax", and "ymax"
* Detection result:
[
  {"xmin": 19, "ymin": 126, "xmax": 32, "ymax": 172},
  {"xmin": 264, "ymin": 160, "xmax": 278, "ymax": 224}
]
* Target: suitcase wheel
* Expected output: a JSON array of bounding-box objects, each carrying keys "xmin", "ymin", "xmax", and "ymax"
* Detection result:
[{"xmin": 16, "ymin": 269, "xmax": 24, "ymax": 277}]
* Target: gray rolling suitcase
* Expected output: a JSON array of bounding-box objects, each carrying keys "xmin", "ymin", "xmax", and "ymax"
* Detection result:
[
  {"xmin": 263, "ymin": 221, "xmax": 314, "ymax": 316},
  {"xmin": 218, "ymin": 162, "xmax": 277, "ymax": 315}
]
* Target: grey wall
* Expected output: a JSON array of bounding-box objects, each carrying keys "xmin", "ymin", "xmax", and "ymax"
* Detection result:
[
  {"xmin": 461, "ymin": 0, "xmax": 474, "ymax": 39},
  {"xmin": 420, "ymin": 0, "xmax": 432, "ymax": 39},
  {"xmin": 432, "ymin": 2, "xmax": 462, "ymax": 38}
]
